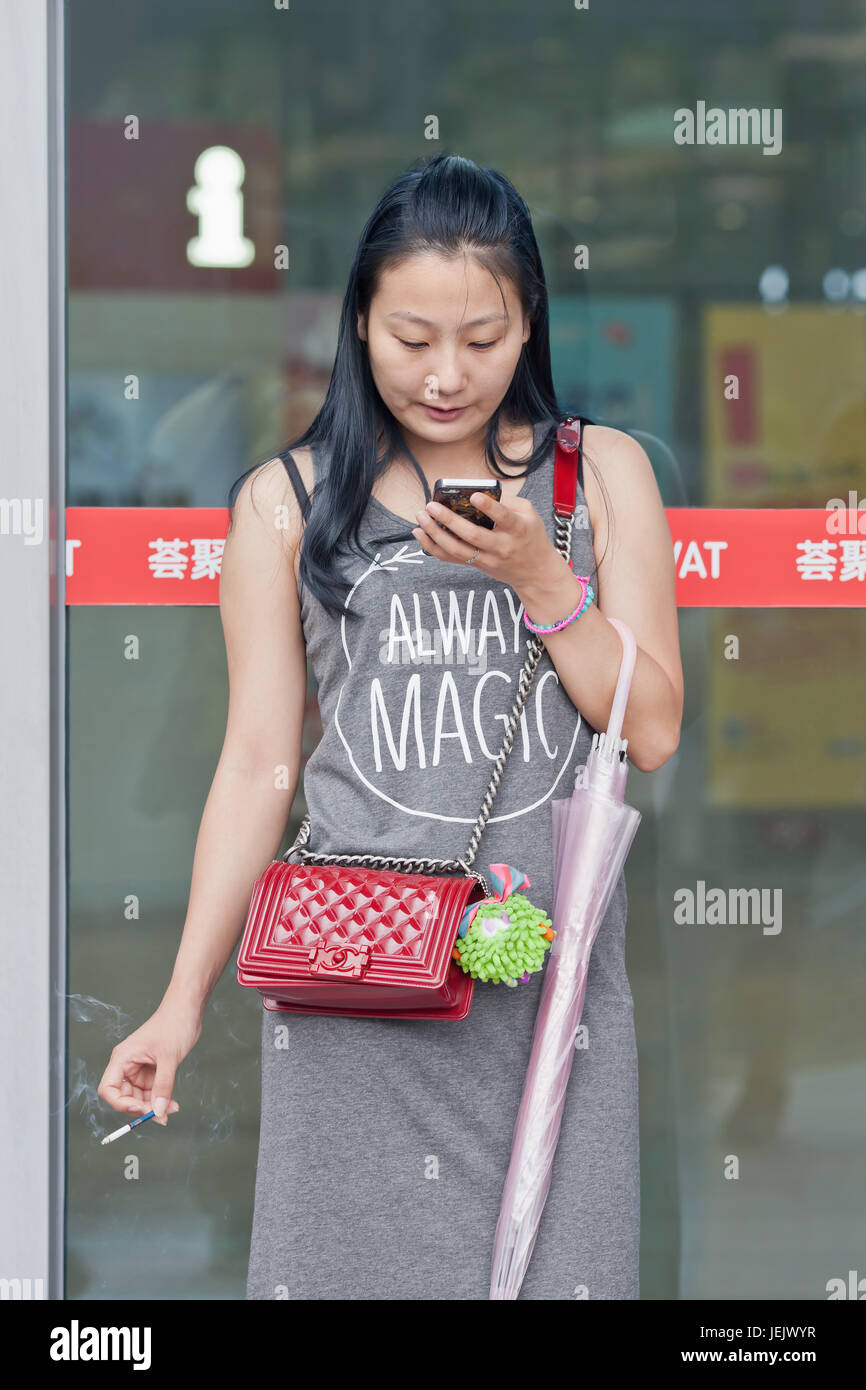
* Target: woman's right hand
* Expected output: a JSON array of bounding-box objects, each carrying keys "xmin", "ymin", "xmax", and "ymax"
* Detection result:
[{"xmin": 97, "ymin": 997, "xmax": 203, "ymax": 1126}]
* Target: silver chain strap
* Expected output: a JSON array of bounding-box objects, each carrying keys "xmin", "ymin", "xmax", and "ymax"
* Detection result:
[{"xmin": 283, "ymin": 449, "xmax": 578, "ymax": 891}]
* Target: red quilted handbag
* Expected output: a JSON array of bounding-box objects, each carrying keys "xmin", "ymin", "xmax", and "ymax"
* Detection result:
[{"xmin": 235, "ymin": 419, "xmax": 584, "ymax": 1019}]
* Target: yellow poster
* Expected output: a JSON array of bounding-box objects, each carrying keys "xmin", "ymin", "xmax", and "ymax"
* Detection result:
[
  {"xmin": 706, "ymin": 610, "xmax": 866, "ymax": 808},
  {"xmin": 704, "ymin": 306, "xmax": 866, "ymax": 807},
  {"xmin": 704, "ymin": 304, "xmax": 866, "ymax": 506}
]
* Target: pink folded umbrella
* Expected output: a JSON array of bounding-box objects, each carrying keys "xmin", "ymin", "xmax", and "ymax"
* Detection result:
[{"xmin": 490, "ymin": 617, "xmax": 642, "ymax": 1299}]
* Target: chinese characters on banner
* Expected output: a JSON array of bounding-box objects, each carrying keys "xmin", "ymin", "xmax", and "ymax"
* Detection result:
[{"xmin": 64, "ymin": 507, "xmax": 866, "ymax": 607}]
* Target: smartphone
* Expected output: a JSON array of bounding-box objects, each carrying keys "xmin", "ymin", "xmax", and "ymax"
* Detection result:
[{"xmin": 431, "ymin": 477, "xmax": 501, "ymax": 530}]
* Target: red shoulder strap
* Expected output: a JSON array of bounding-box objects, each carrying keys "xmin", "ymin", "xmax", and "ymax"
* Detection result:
[{"xmin": 553, "ymin": 416, "xmax": 582, "ymax": 515}]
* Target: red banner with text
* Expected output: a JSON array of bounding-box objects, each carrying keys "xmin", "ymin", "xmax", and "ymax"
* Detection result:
[{"xmin": 63, "ymin": 507, "xmax": 866, "ymax": 606}]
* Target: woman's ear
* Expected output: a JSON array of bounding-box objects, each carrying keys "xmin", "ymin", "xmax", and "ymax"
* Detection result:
[
  {"xmin": 357, "ymin": 311, "xmax": 367, "ymax": 342},
  {"xmin": 521, "ymin": 314, "xmax": 531, "ymax": 345}
]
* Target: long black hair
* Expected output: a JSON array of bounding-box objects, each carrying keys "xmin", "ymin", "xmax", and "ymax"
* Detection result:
[{"xmin": 226, "ymin": 152, "xmax": 610, "ymax": 623}]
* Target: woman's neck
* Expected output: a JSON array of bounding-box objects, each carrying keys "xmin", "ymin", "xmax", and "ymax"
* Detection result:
[{"xmin": 378, "ymin": 417, "xmax": 534, "ymax": 488}]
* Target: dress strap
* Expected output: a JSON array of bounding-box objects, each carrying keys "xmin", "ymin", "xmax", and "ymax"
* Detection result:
[
  {"xmin": 279, "ymin": 450, "xmax": 311, "ymax": 521},
  {"xmin": 577, "ymin": 424, "xmax": 584, "ymax": 495}
]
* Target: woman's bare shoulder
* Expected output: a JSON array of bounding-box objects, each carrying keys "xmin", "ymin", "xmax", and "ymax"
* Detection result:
[
  {"xmin": 580, "ymin": 423, "xmax": 659, "ymax": 529},
  {"xmin": 228, "ymin": 448, "xmax": 314, "ymax": 567},
  {"xmin": 245, "ymin": 446, "xmax": 315, "ymax": 506},
  {"xmin": 581, "ymin": 422, "xmax": 654, "ymax": 473}
]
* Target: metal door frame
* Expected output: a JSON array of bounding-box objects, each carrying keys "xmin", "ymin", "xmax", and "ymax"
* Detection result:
[{"xmin": 0, "ymin": 0, "xmax": 66, "ymax": 1300}]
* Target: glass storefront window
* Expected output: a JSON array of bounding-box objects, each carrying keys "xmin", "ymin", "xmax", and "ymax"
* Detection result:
[{"xmin": 65, "ymin": 0, "xmax": 866, "ymax": 1299}]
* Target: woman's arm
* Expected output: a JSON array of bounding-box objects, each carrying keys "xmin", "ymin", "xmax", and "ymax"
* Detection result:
[
  {"xmin": 160, "ymin": 457, "xmax": 310, "ymax": 1018},
  {"xmin": 514, "ymin": 425, "xmax": 683, "ymax": 774}
]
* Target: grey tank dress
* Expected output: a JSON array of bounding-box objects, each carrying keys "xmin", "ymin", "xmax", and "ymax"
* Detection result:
[{"xmin": 245, "ymin": 420, "xmax": 640, "ymax": 1300}]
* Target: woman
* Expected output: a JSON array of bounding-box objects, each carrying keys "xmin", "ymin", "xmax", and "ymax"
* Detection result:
[{"xmin": 98, "ymin": 153, "xmax": 683, "ymax": 1300}]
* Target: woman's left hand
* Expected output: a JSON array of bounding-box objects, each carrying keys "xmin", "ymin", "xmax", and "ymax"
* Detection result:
[{"xmin": 411, "ymin": 492, "xmax": 564, "ymax": 592}]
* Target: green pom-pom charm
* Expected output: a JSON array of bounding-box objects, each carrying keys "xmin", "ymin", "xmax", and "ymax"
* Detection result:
[{"xmin": 452, "ymin": 892, "xmax": 555, "ymax": 986}]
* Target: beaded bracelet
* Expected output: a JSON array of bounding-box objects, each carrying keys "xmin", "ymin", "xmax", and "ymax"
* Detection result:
[{"xmin": 523, "ymin": 570, "xmax": 595, "ymax": 634}]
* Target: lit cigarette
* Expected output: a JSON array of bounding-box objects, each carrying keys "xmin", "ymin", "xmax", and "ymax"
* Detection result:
[{"xmin": 101, "ymin": 1109, "xmax": 157, "ymax": 1144}]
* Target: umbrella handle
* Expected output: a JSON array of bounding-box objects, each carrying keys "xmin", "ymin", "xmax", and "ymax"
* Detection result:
[{"xmin": 604, "ymin": 618, "xmax": 636, "ymax": 744}]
